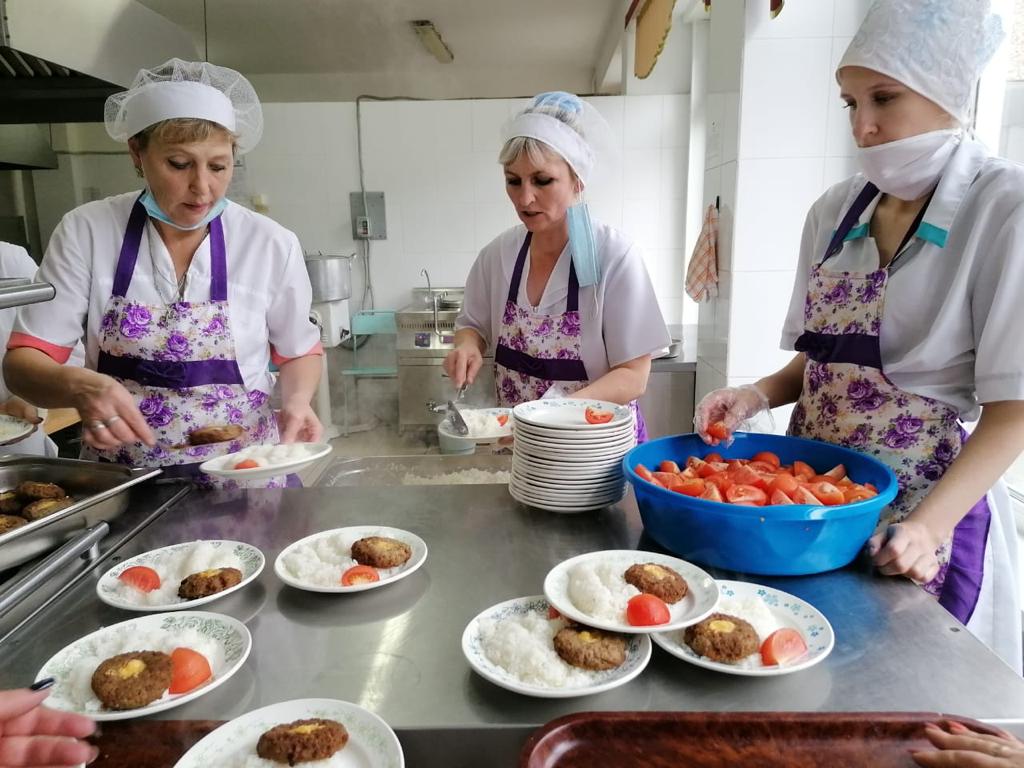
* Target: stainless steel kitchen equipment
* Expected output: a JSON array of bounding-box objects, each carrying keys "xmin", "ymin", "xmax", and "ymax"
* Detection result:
[
  {"xmin": 304, "ymin": 253, "xmax": 353, "ymax": 303},
  {"xmin": 0, "ymin": 456, "xmax": 161, "ymax": 571},
  {"xmin": 0, "ymin": 277, "xmax": 54, "ymax": 310},
  {"xmin": 396, "ymin": 289, "xmax": 497, "ymax": 431}
]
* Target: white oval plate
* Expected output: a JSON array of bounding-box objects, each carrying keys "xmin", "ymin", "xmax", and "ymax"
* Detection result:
[
  {"xmin": 199, "ymin": 442, "xmax": 333, "ymax": 480},
  {"xmin": 96, "ymin": 540, "xmax": 265, "ymax": 612},
  {"xmin": 462, "ymin": 595, "xmax": 651, "ymax": 698},
  {"xmin": 172, "ymin": 698, "xmax": 404, "ymax": 768},
  {"xmin": 511, "ymin": 451, "xmax": 625, "ymax": 471},
  {"xmin": 510, "ymin": 474, "xmax": 624, "ymax": 497},
  {"xmin": 511, "ymin": 460, "xmax": 622, "ymax": 482},
  {"xmin": 510, "ymin": 486, "xmax": 624, "ymax": 508},
  {"xmin": 513, "ymin": 399, "xmax": 632, "ymax": 430},
  {"xmin": 508, "ymin": 486, "xmax": 621, "ymax": 513},
  {"xmin": 516, "ymin": 442, "xmax": 634, "ymax": 460},
  {"xmin": 274, "ymin": 525, "xmax": 427, "ymax": 594},
  {"xmin": 514, "ymin": 430, "xmax": 636, "ymax": 449},
  {"xmin": 36, "ymin": 611, "xmax": 251, "ymax": 721},
  {"xmin": 515, "ymin": 421, "xmax": 634, "ymax": 441},
  {"xmin": 544, "ymin": 550, "xmax": 719, "ymax": 635},
  {"xmin": 439, "ymin": 407, "xmax": 512, "ymax": 441},
  {"xmin": 0, "ymin": 413, "xmax": 36, "ymax": 446},
  {"xmin": 651, "ymin": 580, "xmax": 835, "ymax": 677}
]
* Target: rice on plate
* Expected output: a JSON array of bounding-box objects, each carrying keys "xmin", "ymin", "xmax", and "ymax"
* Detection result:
[
  {"xmin": 275, "ymin": 525, "xmax": 427, "ymax": 593},
  {"xmin": 543, "ymin": 550, "xmax": 719, "ymax": 633},
  {"xmin": 104, "ymin": 541, "xmax": 250, "ymax": 608},
  {"xmin": 463, "ymin": 595, "xmax": 652, "ymax": 698}
]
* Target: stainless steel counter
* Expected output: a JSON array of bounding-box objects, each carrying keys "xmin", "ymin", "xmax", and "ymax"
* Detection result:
[{"xmin": 2, "ymin": 481, "xmax": 1023, "ymax": 767}]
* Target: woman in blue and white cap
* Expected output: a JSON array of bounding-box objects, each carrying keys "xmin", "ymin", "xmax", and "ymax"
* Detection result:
[
  {"xmin": 4, "ymin": 59, "xmax": 323, "ymax": 487},
  {"xmin": 446, "ymin": 92, "xmax": 669, "ymax": 442},
  {"xmin": 695, "ymin": 0, "xmax": 1023, "ymax": 670}
]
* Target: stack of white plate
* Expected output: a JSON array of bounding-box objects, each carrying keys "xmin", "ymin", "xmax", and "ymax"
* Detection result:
[{"xmin": 510, "ymin": 398, "xmax": 636, "ymax": 513}]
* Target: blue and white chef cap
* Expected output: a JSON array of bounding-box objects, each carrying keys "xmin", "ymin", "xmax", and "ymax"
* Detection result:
[
  {"xmin": 837, "ymin": 0, "xmax": 1004, "ymax": 125},
  {"xmin": 500, "ymin": 92, "xmax": 613, "ymax": 186},
  {"xmin": 104, "ymin": 59, "xmax": 263, "ymax": 154}
]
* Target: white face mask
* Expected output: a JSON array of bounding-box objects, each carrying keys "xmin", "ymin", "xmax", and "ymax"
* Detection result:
[{"xmin": 855, "ymin": 128, "xmax": 962, "ymax": 201}]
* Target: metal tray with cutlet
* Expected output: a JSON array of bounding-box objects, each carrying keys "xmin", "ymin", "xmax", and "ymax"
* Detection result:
[{"xmin": 0, "ymin": 455, "xmax": 162, "ymax": 571}]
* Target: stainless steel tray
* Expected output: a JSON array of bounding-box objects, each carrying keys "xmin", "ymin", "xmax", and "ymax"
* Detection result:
[
  {"xmin": 317, "ymin": 454, "xmax": 511, "ymax": 486},
  {"xmin": 0, "ymin": 455, "xmax": 161, "ymax": 571}
]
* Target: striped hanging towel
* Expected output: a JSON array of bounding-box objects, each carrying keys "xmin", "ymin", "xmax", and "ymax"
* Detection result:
[{"xmin": 685, "ymin": 203, "xmax": 719, "ymax": 303}]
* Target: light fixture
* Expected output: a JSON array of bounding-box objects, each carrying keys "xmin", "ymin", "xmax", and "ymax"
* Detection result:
[{"xmin": 411, "ymin": 20, "xmax": 454, "ymax": 64}]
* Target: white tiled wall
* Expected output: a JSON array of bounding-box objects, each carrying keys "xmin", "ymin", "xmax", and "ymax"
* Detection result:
[
  {"xmin": 31, "ymin": 95, "xmax": 691, "ymax": 325},
  {"xmin": 694, "ymin": 0, "xmax": 872, "ymax": 413}
]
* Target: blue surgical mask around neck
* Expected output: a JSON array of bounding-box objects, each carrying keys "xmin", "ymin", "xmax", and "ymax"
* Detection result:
[
  {"xmin": 567, "ymin": 200, "xmax": 600, "ymax": 287},
  {"xmin": 139, "ymin": 188, "xmax": 228, "ymax": 231}
]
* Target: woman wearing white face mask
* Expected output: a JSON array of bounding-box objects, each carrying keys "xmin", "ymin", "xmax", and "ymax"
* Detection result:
[
  {"xmin": 695, "ymin": 0, "xmax": 1024, "ymax": 671},
  {"xmin": 3, "ymin": 60, "xmax": 324, "ymax": 487}
]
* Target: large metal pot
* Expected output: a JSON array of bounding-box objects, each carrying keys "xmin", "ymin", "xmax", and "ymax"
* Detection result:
[{"xmin": 305, "ymin": 254, "xmax": 353, "ymax": 303}]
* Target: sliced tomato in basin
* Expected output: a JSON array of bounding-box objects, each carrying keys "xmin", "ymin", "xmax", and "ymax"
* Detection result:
[{"xmin": 725, "ymin": 484, "xmax": 767, "ymax": 506}]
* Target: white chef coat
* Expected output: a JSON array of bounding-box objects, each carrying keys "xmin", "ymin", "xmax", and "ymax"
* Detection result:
[
  {"xmin": 10, "ymin": 191, "xmax": 322, "ymax": 396},
  {"xmin": 781, "ymin": 137, "xmax": 1024, "ymax": 422},
  {"xmin": 457, "ymin": 221, "xmax": 670, "ymax": 381},
  {"xmin": 0, "ymin": 242, "xmax": 54, "ymax": 456},
  {"xmin": 781, "ymin": 137, "xmax": 1024, "ymax": 674}
]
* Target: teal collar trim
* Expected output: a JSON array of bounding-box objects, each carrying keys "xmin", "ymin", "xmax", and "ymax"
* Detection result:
[
  {"xmin": 843, "ymin": 223, "xmax": 870, "ymax": 242},
  {"xmin": 916, "ymin": 221, "xmax": 948, "ymax": 248}
]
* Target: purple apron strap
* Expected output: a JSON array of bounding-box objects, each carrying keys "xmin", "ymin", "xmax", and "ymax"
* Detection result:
[
  {"xmin": 112, "ymin": 197, "xmax": 149, "ymax": 297},
  {"xmin": 938, "ymin": 494, "xmax": 991, "ymax": 624},
  {"xmin": 505, "ymin": 231, "xmax": 581, "ymax": 311},
  {"xmin": 113, "ymin": 196, "xmax": 228, "ymax": 301},
  {"xmin": 937, "ymin": 425, "xmax": 991, "ymax": 624},
  {"xmin": 208, "ymin": 215, "xmax": 228, "ymax": 302},
  {"xmin": 822, "ymin": 181, "xmax": 878, "ymax": 263},
  {"xmin": 506, "ymin": 232, "xmax": 532, "ymax": 303}
]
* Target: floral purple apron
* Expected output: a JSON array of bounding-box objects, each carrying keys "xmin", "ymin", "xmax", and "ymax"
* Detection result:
[
  {"xmin": 788, "ymin": 181, "xmax": 989, "ymax": 623},
  {"xmin": 493, "ymin": 232, "xmax": 647, "ymax": 442},
  {"xmin": 82, "ymin": 197, "xmax": 290, "ymax": 489}
]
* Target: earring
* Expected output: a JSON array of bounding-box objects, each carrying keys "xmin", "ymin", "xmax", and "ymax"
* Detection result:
[{"xmin": 135, "ymin": 167, "xmax": 144, "ymax": 178}]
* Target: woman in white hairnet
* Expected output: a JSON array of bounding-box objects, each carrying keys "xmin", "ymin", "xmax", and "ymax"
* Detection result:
[
  {"xmin": 695, "ymin": 0, "xmax": 1023, "ymax": 671},
  {"xmin": 445, "ymin": 92, "xmax": 669, "ymax": 441},
  {"xmin": 3, "ymin": 59, "xmax": 323, "ymax": 487}
]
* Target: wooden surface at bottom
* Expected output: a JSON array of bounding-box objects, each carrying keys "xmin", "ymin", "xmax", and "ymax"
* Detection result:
[
  {"xmin": 520, "ymin": 712, "xmax": 1000, "ymax": 768},
  {"xmin": 92, "ymin": 720, "xmax": 223, "ymax": 767}
]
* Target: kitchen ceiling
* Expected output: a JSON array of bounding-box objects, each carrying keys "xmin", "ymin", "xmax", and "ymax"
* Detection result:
[{"xmin": 136, "ymin": 0, "xmax": 625, "ymax": 100}]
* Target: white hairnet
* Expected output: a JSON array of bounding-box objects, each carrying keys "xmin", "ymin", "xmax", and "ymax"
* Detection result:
[
  {"xmin": 104, "ymin": 58, "xmax": 263, "ymax": 153},
  {"xmin": 500, "ymin": 92, "xmax": 614, "ymax": 186},
  {"xmin": 837, "ymin": 0, "xmax": 1004, "ymax": 125}
]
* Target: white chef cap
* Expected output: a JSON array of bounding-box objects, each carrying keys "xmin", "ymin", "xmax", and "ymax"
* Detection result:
[
  {"xmin": 104, "ymin": 58, "xmax": 263, "ymax": 154},
  {"xmin": 837, "ymin": 0, "xmax": 1004, "ymax": 125},
  {"xmin": 500, "ymin": 92, "xmax": 613, "ymax": 186}
]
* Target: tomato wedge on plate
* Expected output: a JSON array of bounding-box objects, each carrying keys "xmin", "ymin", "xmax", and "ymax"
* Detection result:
[
  {"xmin": 341, "ymin": 565, "xmax": 380, "ymax": 586},
  {"xmin": 760, "ymin": 628, "xmax": 808, "ymax": 665},
  {"xmin": 626, "ymin": 593, "xmax": 671, "ymax": 626},
  {"xmin": 497, "ymin": 414, "xmax": 509, "ymax": 427},
  {"xmin": 118, "ymin": 566, "xmax": 161, "ymax": 593},
  {"xmin": 234, "ymin": 459, "xmax": 260, "ymax": 470},
  {"xmin": 169, "ymin": 647, "xmax": 212, "ymax": 694},
  {"xmin": 584, "ymin": 407, "xmax": 614, "ymax": 424}
]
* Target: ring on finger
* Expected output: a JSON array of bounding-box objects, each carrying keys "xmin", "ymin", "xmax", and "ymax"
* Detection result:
[
  {"xmin": 87, "ymin": 420, "xmax": 108, "ymax": 431},
  {"xmin": 103, "ymin": 415, "xmax": 123, "ymax": 427}
]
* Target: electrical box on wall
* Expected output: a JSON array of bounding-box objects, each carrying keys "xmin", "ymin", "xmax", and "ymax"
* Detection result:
[{"xmin": 349, "ymin": 192, "xmax": 387, "ymax": 240}]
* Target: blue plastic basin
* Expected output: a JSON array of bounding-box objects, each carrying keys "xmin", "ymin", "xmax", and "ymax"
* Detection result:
[{"xmin": 624, "ymin": 432, "xmax": 898, "ymax": 576}]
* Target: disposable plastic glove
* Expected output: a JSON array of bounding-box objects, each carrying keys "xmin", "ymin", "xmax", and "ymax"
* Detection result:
[{"xmin": 694, "ymin": 384, "xmax": 771, "ymax": 446}]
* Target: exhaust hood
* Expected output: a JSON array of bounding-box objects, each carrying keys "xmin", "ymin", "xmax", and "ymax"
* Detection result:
[{"xmin": 0, "ymin": 0, "xmax": 198, "ymax": 124}]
